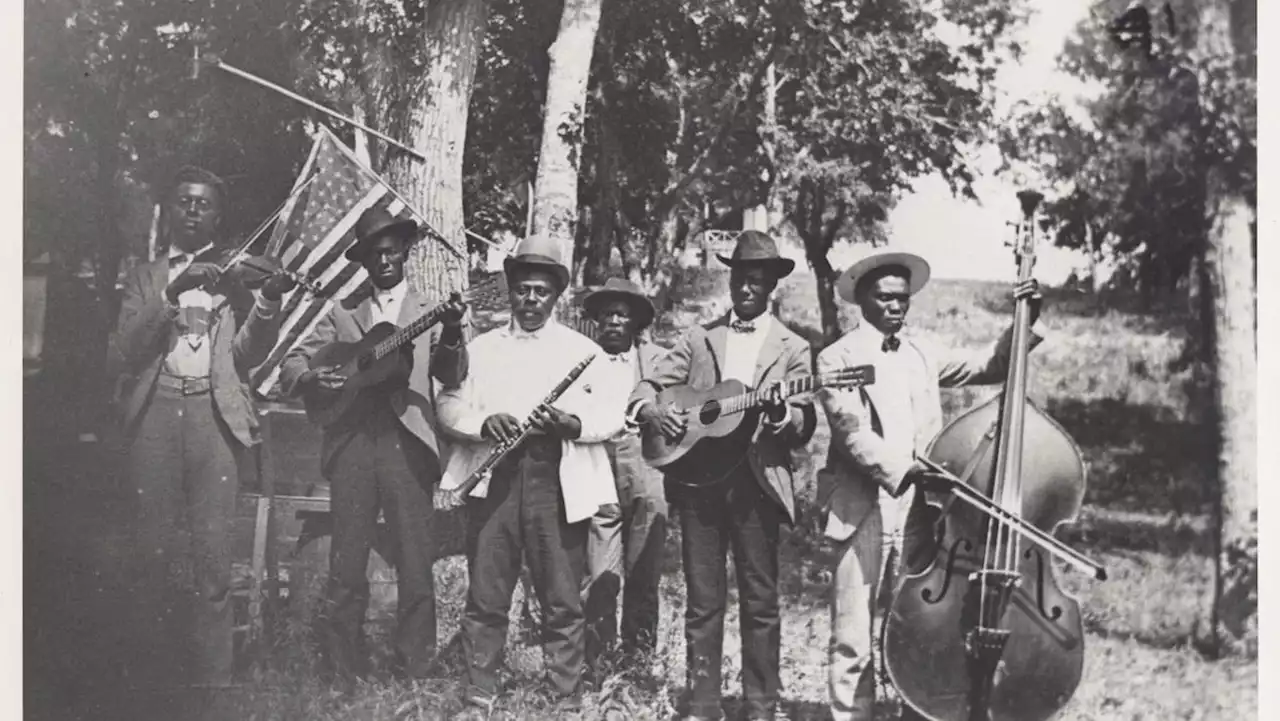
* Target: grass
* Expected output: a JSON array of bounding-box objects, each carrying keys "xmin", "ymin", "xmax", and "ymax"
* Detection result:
[{"xmin": 25, "ymin": 269, "xmax": 1255, "ymax": 720}]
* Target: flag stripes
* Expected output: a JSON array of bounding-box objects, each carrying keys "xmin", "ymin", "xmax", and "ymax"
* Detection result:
[{"xmin": 249, "ymin": 129, "xmax": 420, "ymax": 397}]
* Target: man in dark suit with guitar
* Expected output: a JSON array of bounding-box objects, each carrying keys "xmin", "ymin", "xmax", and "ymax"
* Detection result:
[
  {"xmin": 108, "ymin": 166, "xmax": 297, "ymax": 690},
  {"xmin": 579, "ymin": 278, "xmax": 671, "ymax": 672},
  {"xmin": 628, "ymin": 230, "xmax": 817, "ymax": 721},
  {"xmin": 279, "ymin": 206, "xmax": 468, "ymax": 684}
]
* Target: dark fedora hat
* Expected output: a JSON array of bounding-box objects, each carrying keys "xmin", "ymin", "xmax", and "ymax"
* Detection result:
[
  {"xmin": 716, "ymin": 230, "xmax": 795, "ymax": 277},
  {"xmin": 344, "ymin": 205, "xmax": 420, "ymax": 262},
  {"xmin": 581, "ymin": 277, "xmax": 656, "ymax": 330},
  {"xmin": 503, "ymin": 233, "xmax": 571, "ymax": 291}
]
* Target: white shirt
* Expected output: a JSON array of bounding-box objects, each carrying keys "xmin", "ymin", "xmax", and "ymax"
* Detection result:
[
  {"xmin": 600, "ymin": 345, "xmax": 642, "ymax": 441},
  {"xmin": 164, "ymin": 243, "xmax": 216, "ymax": 377},
  {"xmin": 436, "ymin": 318, "xmax": 625, "ymax": 523},
  {"xmin": 370, "ymin": 280, "xmax": 409, "ymax": 327},
  {"xmin": 849, "ymin": 321, "xmax": 930, "ymax": 540},
  {"xmin": 722, "ymin": 310, "xmax": 773, "ymax": 384}
]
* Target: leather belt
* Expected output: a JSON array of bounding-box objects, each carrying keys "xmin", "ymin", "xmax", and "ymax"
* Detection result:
[{"xmin": 157, "ymin": 374, "xmax": 212, "ymax": 396}]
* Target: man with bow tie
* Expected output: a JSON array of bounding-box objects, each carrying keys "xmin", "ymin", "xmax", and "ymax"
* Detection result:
[
  {"xmin": 435, "ymin": 234, "xmax": 623, "ymax": 717},
  {"xmin": 628, "ymin": 230, "xmax": 817, "ymax": 721},
  {"xmin": 108, "ymin": 166, "xmax": 297, "ymax": 690},
  {"xmin": 815, "ymin": 248, "xmax": 1044, "ymax": 721},
  {"xmin": 279, "ymin": 205, "xmax": 468, "ymax": 685},
  {"xmin": 577, "ymin": 278, "xmax": 671, "ymax": 673}
]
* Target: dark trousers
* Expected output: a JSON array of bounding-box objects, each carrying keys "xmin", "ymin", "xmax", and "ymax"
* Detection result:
[
  {"xmin": 322, "ymin": 405, "xmax": 440, "ymax": 680},
  {"xmin": 584, "ymin": 434, "xmax": 669, "ymax": 665},
  {"xmin": 461, "ymin": 438, "xmax": 588, "ymax": 701},
  {"xmin": 125, "ymin": 386, "xmax": 239, "ymax": 688},
  {"xmin": 678, "ymin": 466, "xmax": 784, "ymax": 719}
]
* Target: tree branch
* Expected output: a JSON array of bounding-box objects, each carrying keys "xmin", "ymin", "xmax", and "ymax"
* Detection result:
[{"xmin": 653, "ymin": 20, "xmax": 790, "ymax": 219}]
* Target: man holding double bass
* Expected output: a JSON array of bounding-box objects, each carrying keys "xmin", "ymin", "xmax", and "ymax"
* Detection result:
[
  {"xmin": 814, "ymin": 247, "xmax": 1044, "ymax": 721},
  {"xmin": 628, "ymin": 230, "xmax": 817, "ymax": 721}
]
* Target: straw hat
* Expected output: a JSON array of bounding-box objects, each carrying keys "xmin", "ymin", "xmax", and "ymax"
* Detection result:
[{"xmin": 835, "ymin": 248, "xmax": 931, "ymax": 303}]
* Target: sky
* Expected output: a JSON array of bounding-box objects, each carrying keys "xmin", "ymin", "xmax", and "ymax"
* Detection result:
[{"xmin": 880, "ymin": 0, "xmax": 1097, "ymax": 284}]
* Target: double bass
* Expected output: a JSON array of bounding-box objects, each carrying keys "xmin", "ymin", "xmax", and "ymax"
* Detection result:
[{"xmin": 882, "ymin": 190, "xmax": 1107, "ymax": 721}]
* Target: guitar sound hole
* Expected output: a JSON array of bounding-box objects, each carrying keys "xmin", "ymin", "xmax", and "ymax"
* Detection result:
[
  {"xmin": 356, "ymin": 354, "xmax": 373, "ymax": 371},
  {"xmin": 699, "ymin": 400, "xmax": 721, "ymax": 425}
]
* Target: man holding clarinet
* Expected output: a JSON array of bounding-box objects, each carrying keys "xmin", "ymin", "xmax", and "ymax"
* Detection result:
[{"xmin": 434, "ymin": 233, "xmax": 628, "ymax": 717}]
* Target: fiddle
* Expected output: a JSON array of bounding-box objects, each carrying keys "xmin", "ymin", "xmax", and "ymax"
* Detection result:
[
  {"xmin": 881, "ymin": 190, "xmax": 1104, "ymax": 721},
  {"xmin": 189, "ymin": 244, "xmax": 323, "ymax": 296}
]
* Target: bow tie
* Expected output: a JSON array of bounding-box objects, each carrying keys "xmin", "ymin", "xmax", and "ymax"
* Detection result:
[
  {"xmin": 730, "ymin": 319, "xmax": 757, "ymax": 334},
  {"xmin": 882, "ymin": 335, "xmax": 901, "ymax": 352}
]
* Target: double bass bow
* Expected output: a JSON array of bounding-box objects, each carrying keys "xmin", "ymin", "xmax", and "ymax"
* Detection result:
[{"xmin": 882, "ymin": 190, "xmax": 1105, "ymax": 721}]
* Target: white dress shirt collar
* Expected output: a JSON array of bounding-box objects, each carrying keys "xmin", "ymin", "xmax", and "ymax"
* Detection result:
[
  {"xmin": 505, "ymin": 315, "xmax": 561, "ymax": 341},
  {"xmin": 370, "ymin": 279, "xmax": 409, "ymax": 325}
]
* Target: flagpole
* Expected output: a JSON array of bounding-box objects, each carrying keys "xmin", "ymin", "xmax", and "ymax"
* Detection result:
[{"xmin": 201, "ymin": 54, "xmax": 427, "ymax": 162}]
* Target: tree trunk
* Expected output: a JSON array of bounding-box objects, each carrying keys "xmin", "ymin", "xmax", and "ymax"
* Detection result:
[
  {"xmin": 1204, "ymin": 178, "xmax": 1257, "ymax": 654},
  {"xmin": 582, "ymin": 87, "xmax": 620, "ymax": 286},
  {"xmin": 530, "ymin": 0, "xmax": 603, "ymax": 267},
  {"xmin": 364, "ymin": 0, "xmax": 492, "ymax": 302},
  {"xmin": 1198, "ymin": 0, "xmax": 1257, "ymax": 656}
]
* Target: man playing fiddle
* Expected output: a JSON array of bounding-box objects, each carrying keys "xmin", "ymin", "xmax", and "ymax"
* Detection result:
[
  {"xmin": 108, "ymin": 166, "xmax": 297, "ymax": 690},
  {"xmin": 815, "ymin": 248, "xmax": 1044, "ymax": 720}
]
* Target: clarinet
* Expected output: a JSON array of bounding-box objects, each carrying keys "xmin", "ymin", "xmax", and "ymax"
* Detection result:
[{"xmin": 444, "ymin": 353, "xmax": 597, "ymax": 503}]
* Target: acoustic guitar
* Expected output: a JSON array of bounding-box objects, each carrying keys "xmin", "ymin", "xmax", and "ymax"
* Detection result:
[
  {"xmin": 640, "ymin": 364, "xmax": 875, "ymax": 487},
  {"xmin": 303, "ymin": 276, "xmax": 505, "ymax": 427}
]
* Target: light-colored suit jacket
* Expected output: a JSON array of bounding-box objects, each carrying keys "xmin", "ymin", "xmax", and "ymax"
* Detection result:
[
  {"xmin": 278, "ymin": 284, "xmax": 469, "ymax": 474},
  {"xmin": 628, "ymin": 313, "xmax": 818, "ymax": 524},
  {"xmin": 816, "ymin": 322, "xmax": 1044, "ymax": 541},
  {"xmin": 107, "ymin": 257, "xmax": 284, "ymax": 448}
]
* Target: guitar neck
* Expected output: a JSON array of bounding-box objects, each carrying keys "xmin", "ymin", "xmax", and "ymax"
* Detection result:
[
  {"xmin": 371, "ymin": 307, "xmax": 444, "ymax": 361},
  {"xmin": 720, "ymin": 375, "xmax": 827, "ymax": 416},
  {"xmin": 369, "ymin": 278, "xmax": 498, "ymax": 361}
]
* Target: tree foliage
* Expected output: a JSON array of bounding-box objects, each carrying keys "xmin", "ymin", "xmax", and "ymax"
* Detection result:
[
  {"xmin": 769, "ymin": 0, "xmax": 1025, "ymax": 343},
  {"xmin": 1000, "ymin": 0, "xmax": 1256, "ymax": 299}
]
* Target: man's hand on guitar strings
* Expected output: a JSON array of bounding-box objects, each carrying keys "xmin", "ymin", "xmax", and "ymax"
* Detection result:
[
  {"xmin": 481, "ymin": 413, "xmax": 522, "ymax": 445},
  {"xmin": 639, "ymin": 402, "xmax": 687, "ymax": 441},
  {"xmin": 761, "ymin": 380, "xmax": 790, "ymax": 427},
  {"xmin": 300, "ymin": 366, "xmax": 346, "ymax": 392}
]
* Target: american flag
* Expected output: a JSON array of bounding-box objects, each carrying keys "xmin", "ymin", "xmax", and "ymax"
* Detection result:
[{"xmin": 249, "ymin": 127, "xmax": 455, "ymax": 396}]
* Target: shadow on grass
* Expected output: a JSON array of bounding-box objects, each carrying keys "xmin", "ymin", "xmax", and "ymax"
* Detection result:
[{"xmin": 1044, "ymin": 397, "xmax": 1212, "ymax": 519}]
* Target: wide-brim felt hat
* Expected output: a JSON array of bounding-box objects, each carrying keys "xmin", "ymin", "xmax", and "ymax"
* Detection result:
[
  {"xmin": 716, "ymin": 230, "xmax": 795, "ymax": 277},
  {"xmin": 581, "ymin": 277, "xmax": 656, "ymax": 330},
  {"xmin": 503, "ymin": 233, "xmax": 570, "ymax": 290},
  {"xmin": 345, "ymin": 205, "xmax": 420, "ymax": 262},
  {"xmin": 835, "ymin": 248, "xmax": 931, "ymax": 303}
]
